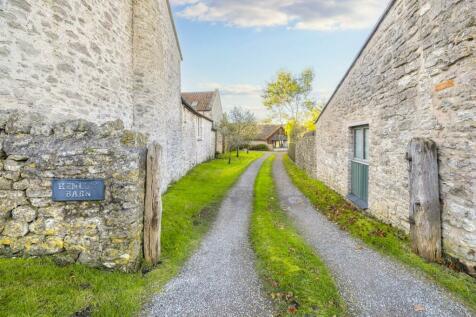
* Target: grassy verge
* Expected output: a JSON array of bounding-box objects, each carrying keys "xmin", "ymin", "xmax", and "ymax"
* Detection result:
[
  {"xmin": 0, "ymin": 152, "xmax": 263, "ymax": 317},
  {"xmin": 250, "ymin": 156, "xmax": 346, "ymax": 316},
  {"xmin": 283, "ymin": 155, "xmax": 476, "ymax": 312}
]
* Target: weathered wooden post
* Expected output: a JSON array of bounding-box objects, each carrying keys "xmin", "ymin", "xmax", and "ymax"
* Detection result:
[
  {"xmin": 144, "ymin": 143, "xmax": 162, "ymax": 265},
  {"xmin": 406, "ymin": 138, "xmax": 442, "ymax": 262}
]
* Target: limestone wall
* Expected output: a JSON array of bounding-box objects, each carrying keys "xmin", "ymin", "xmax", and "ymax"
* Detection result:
[
  {"xmin": 313, "ymin": 0, "xmax": 475, "ymax": 272},
  {"xmin": 0, "ymin": 0, "xmax": 134, "ymax": 126},
  {"xmin": 181, "ymin": 106, "xmax": 215, "ymax": 173},
  {"xmin": 294, "ymin": 134, "xmax": 316, "ymax": 178},
  {"xmin": 132, "ymin": 0, "xmax": 184, "ymax": 190},
  {"xmin": 0, "ymin": 112, "xmax": 147, "ymax": 272},
  {"xmin": 211, "ymin": 94, "xmax": 225, "ymax": 153}
]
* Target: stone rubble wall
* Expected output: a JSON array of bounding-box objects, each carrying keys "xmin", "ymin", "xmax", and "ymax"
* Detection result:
[
  {"xmin": 181, "ymin": 107, "xmax": 216, "ymax": 173},
  {"xmin": 132, "ymin": 0, "xmax": 185, "ymax": 191},
  {"xmin": 0, "ymin": 0, "xmax": 135, "ymax": 126},
  {"xmin": 294, "ymin": 134, "xmax": 316, "ymax": 178},
  {"xmin": 312, "ymin": 0, "xmax": 475, "ymax": 272},
  {"xmin": 0, "ymin": 111, "xmax": 147, "ymax": 272}
]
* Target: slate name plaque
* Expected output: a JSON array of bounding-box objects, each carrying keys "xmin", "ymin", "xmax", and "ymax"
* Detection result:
[{"xmin": 52, "ymin": 179, "xmax": 105, "ymax": 202}]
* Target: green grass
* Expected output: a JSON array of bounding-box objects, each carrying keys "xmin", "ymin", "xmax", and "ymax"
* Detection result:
[
  {"xmin": 0, "ymin": 152, "xmax": 263, "ymax": 317},
  {"xmin": 250, "ymin": 156, "xmax": 346, "ymax": 316},
  {"xmin": 283, "ymin": 155, "xmax": 476, "ymax": 312}
]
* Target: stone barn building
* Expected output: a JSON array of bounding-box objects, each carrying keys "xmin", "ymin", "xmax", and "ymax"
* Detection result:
[
  {"xmin": 0, "ymin": 0, "xmax": 217, "ymax": 270},
  {"xmin": 0, "ymin": 0, "xmax": 217, "ymax": 191},
  {"xmin": 181, "ymin": 97, "xmax": 216, "ymax": 169},
  {"xmin": 182, "ymin": 90, "xmax": 224, "ymax": 153},
  {"xmin": 308, "ymin": 0, "xmax": 475, "ymax": 274}
]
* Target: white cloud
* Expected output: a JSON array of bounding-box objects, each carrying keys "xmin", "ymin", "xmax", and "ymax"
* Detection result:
[
  {"xmin": 198, "ymin": 82, "xmax": 263, "ymax": 96},
  {"xmin": 172, "ymin": 0, "xmax": 389, "ymax": 31},
  {"xmin": 169, "ymin": 0, "xmax": 198, "ymax": 6},
  {"xmin": 194, "ymin": 82, "xmax": 267, "ymax": 118}
]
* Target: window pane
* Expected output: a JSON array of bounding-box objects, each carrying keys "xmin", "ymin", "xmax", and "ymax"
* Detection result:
[
  {"xmin": 354, "ymin": 129, "xmax": 363, "ymax": 159},
  {"xmin": 364, "ymin": 128, "xmax": 369, "ymax": 160}
]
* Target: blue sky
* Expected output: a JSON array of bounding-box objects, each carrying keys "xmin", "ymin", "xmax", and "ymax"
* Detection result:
[{"xmin": 171, "ymin": 0, "xmax": 390, "ymax": 120}]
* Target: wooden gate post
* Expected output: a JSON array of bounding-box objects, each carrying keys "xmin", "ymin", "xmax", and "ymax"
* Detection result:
[
  {"xmin": 144, "ymin": 143, "xmax": 162, "ymax": 265},
  {"xmin": 406, "ymin": 138, "xmax": 442, "ymax": 262}
]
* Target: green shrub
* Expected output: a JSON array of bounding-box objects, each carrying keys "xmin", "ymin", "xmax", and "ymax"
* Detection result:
[{"xmin": 249, "ymin": 144, "xmax": 270, "ymax": 151}]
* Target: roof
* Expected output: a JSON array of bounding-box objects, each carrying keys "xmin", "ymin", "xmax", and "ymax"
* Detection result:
[
  {"xmin": 181, "ymin": 97, "xmax": 214, "ymax": 123},
  {"xmin": 254, "ymin": 125, "xmax": 284, "ymax": 141},
  {"xmin": 166, "ymin": 0, "xmax": 183, "ymax": 61},
  {"xmin": 315, "ymin": 0, "xmax": 396, "ymax": 124},
  {"xmin": 182, "ymin": 91, "xmax": 217, "ymax": 112}
]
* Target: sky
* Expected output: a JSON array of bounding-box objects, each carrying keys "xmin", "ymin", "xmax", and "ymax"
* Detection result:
[{"xmin": 170, "ymin": 0, "xmax": 390, "ymax": 120}]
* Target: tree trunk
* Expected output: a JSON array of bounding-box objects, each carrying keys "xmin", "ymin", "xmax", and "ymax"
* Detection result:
[
  {"xmin": 236, "ymin": 146, "xmax": 239, "ymax": 157},
  {"xmin": 228, "ymin": 148, "xmax": 232, "ymax": 164},
  {"xmin": 406, "ymin": 138, "xmax": 442, "ymax": 262},
  {"xmin": 144, "ymin": 143, "xmax": 162, "ymax": 265}
]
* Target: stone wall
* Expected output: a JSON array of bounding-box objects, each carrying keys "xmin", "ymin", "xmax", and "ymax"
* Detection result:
[
  {"xmin": 312, "ymin": 0, "xmax": 475, "ymax": 272},
  {"xmin": 132, "ymin": 0, "xmax": 184, "ymax": 191},
  {"xmin": 0, "ymin": 0, "xmax": 134, "ymax": 126},
  {"xmin": 210, "ymin": 93, "xmax": 224, "ymax": 154},
  {"xmin": 181, "ymin": 106, "xmax": 215, "ymax": 172},
  {"xmin": 294, "ymin": 133, "xmax": 316, "ymax": 177},
  {"xmin": 0, "ymin": 112, "xmax": 147, "ymax": 272}
]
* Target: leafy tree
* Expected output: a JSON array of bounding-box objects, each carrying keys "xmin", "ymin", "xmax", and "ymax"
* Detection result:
[
  {"xmin": 219, "ymin": 107, "xmax": 257, "ymax": 163},
  {"xmin": 263, "ymin": 68, "xmax": 320, "ymax": 140}
]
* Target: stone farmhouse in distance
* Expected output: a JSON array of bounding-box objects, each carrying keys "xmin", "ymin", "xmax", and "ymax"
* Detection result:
[{"xmin": 295, "ymin": 0, "xmax": 475, "ymax": 275}]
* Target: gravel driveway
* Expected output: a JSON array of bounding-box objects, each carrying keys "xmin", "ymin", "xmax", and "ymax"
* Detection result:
[
  {"xmin": 273, "ymin": 153, "xmax": 473, "ymax": 317},
  {"xmin": 143, "ymin": 154, "xmax": 273, "ymax": 317}
]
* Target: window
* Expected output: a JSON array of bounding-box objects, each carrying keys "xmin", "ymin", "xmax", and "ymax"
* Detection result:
[
  {"xmin": 198, "ymin": 117, "xmax": 203, "ymax": 139},
  {"xmin": 353, "ymin": 126, "xmax": 369, "ymax": 161}
]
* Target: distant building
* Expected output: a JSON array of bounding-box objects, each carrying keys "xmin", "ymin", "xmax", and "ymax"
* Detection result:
[
  {"xmin": 251, "ymin": 125, "xmax": 287, "ymax": 150},
  {"xmin": 182, "ymin": 90, "xmax": 224, "ymax": 153}
]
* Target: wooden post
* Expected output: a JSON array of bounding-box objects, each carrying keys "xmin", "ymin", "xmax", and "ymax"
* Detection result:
[
  {"xmin": 144, "ymin": 143, "xmax": 162, "ymax": 265},
  {"xmin": 406, "ymin": 138, "xmax": 442, "ymax": 262}
]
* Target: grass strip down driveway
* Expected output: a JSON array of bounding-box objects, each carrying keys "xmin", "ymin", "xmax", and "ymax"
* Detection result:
[
  {"xmin": 251, "ymin": 155, "xmax": 346, "ymax": 316},
  {"xmin": 283, "ymin": 155, "xmax": 476, "ymax": 313},
  {"xmin": 0, "ymin": 152, "xmax": 263, "ymax": 317}
]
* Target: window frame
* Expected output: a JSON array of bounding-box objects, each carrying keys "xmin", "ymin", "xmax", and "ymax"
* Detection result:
[{"xmin": 352, "ymin": 125, "xmax": 369, "ymax": 165}]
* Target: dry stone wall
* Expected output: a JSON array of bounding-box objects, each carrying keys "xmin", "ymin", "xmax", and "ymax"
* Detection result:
[
  {"xmin": 0, "ymin": 111, "xmax": 147, "ymax": 272},
  {"xmin": 312, "ymin": 0, "xmax": 475, "ymax": 273},
  {"xmin": 294, "ymin": 133, "xmax": 316, "ymax": 178}
]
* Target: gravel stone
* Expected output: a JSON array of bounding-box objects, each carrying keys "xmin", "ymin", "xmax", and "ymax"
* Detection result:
[
  {"xmin": 143, "ymin": 155, "xmax": 273, "ymax": 317},
  {"xmin": 273, "ymin": 154, "xmax": 473, "ymax": 317}
]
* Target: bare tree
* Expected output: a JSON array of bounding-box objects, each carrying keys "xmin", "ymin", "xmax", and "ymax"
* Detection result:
[{"xmin": 219, "ymin": 107, "xmax": 257, "ymax": 164}]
